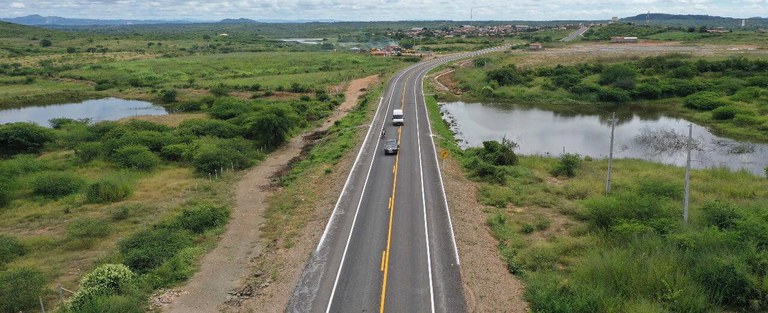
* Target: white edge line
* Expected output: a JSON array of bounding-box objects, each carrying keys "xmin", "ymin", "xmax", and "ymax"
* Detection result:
[
  {"xmin": 413, "ymin": 64, "xmax": 436, "ymax": 313},
  {"xmin": 324, "ymin": 69, "xmax": 405, "ymax": 313}
]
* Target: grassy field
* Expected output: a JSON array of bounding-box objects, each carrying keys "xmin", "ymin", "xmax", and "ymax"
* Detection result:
[{"xmin": 425, "ymin": 90, "xmax": 768, "ymax": 312}]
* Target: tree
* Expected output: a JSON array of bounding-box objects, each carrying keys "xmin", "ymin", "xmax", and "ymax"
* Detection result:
[
  {"xmin": 40, "ymin": 39, "xmax": 52, "ymax": 47},
  {"xmin": 66, "ymin": 47, "xmax": 77, "ymax": 53},
  {"xmin": 0, "ymin": 122, "xmax": 55, "ymax": 156},
  {"xmin": 599, "ymin": 64, "xmax": 636, "ymax": 90},
  {"xmin": 244, "ymin": 105, "xmax": 299, "ymax": 149},
  {"xmin": 160, "ymin": 89, "xmax": 177, "ymax": 103}
]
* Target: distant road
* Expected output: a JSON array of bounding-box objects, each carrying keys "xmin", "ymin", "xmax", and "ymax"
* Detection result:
[
  {"xmin": 287, "ymin": 46, "xmax": 506, "ymax": 313},
  {"xmin": 561, "ymin": 25, "xmax": 590, "ymax": 42}
]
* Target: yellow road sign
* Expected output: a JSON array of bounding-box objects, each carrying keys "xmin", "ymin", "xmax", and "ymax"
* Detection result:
[{"xmin": 439, "ymin": 149, "xmax": 449, "ymax": 160}]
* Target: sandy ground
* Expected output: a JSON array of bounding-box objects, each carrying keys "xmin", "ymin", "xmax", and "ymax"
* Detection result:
[{"xmin": 159, "ymin": 74, "xmax": 379, "ymax": 313}]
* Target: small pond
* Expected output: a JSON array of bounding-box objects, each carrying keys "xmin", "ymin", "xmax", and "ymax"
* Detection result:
[
  {"xmin": 441, "ymin": 102, "xmax": 768, "ymax": 176},
  {"xmin": 0, "ymin": 98, "xmax": 167, "ymax": 127},
  {"xmin": 279, "ymin": 38, "xmax": 325, "ymax": 45}
]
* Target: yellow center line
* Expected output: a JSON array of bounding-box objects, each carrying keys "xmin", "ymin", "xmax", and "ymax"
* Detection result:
[
  {"xmin": 381, "ymin": 250, "xmax": 386, "ymax": 272},
  {"xmin": 380, "ymin": 70, "xmax": 415, "ymax": 313}
]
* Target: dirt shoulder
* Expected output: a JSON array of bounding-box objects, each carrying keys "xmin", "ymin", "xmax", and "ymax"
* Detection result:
[
  {"xmin": 441, "ymin": 156, "xmax": 529, "ymax": 312},
  {"xmin": 160, "ymin": 74, "xmax": 379, "ymax": 313}
]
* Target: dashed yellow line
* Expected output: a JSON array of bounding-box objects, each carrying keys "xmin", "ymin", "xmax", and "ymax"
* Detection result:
[
  {"xmin": 380, "ymin": 70, "xmax": 415, "ymax": 313},
  {"xmin": 381, "ymin": 250, "xmax": 386, "ymax": 272}
]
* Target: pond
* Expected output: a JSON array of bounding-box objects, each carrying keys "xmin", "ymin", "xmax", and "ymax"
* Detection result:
[
  {"xmin": 0, "ymin": 98, "xmax": 167, "ymax": 127},
  {"xmin": 279, "ymin": 38, "xmax": 325, "ymax": 45},
  {"xmin": 441, "ymin": 102, "xmax": 768, "ymax": 176}
]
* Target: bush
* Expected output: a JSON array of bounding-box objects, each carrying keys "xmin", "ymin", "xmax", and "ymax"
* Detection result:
[
  {"xmin": 118, "ymin": 228, "xmax": 193, "ymax": 273},
  {"xmin": 209, "ymin": 85, "xmax": 230, "ymax": 97},
  {"xmin": 597, "ymin": 87, "xmax": 631, "ymax": 103},
  {"xmin": 208, "ymin": 99, "xmax": 251, "ymax": 119},
  {"xmin": 683, "ymin": 91, "xmax": 727, "ymax": 111},
  {"xmin": 49, "ymin": 117, "xmax": 88, "ymax": 129},
  {"xmin": 86, "ymin": 176, "xmax": 133, "ymax": 203},
  {"xmin": 551, "ymin": 153, "xmax": 582, "ymax": 177},
  {"xmin": 695, "ymin": 257, "xmax": 758, "ymax": 307},
  {"xmin": 160, "ymin": 144, "xmax": 190, "ymax": 161},
  {"xmin": 174, "ymin": 204, "xmax": 229, "ymax": 233},
  {"xmin": 0, "ymin": 235, "xmax": 25, "ymax": 265},
  {"xmin": 112, "ymin": 145, "xmax": 160, "ymax": 171},
  {"xmin": 700, "ymin": 201, "xmax": 742, "ymax": 230},
  {"xmin": 40, "ymin": 39, "xmax": 52, "ymax": 47},
  {"xmin": 160, "ymin": 89, "xmax": 177, "ymax": 103},
  {"xmin": 733, "ymin": 114, "xmax": 761, "ymax": 126},
  {"xmin": 191, "ymin": 141, "xmax": 255, "ymax": 174},
  {"xmin": 75, "ymin": 142, "xmax": 103, "ymax": 162},
  {"xmin": 711, "ymin": 106, "xmax": 737, "ymax": 120},
  {"xmin": 177, "ymin": 119, "xmax": 242, "ymax": 138},
  {"xmin": 0, "ymin": 177, "xmax": 12, "ymax": 208},
  {"xmin": 585, "ymin": 193, "xmax": 677, "ymax": 233},
  {"xmin": 0, "ymin": 122, "xmax": 55, "ymax": 156},
  {"xmin": 0, "ymin": 267, "xmax": 47, "ymax": 313},
  {"xmin": 243, "ymin": 104, "xmax": 300, "ymax": 149},
  {"xmin": 31, "ymin": 171, "xmax": 85, "ymax": 199},
  {"xmin": 68, "ymin": 264, "xmax": 137, "ymax": 311},
  {"xmin": 66, "ymin": 47, "xmax": 77, "ymax": 53},
  {"xmin": 636, "ymin": 176, "xmax": 682, "ymax": 199},
  {"xmin": 486, "ymin": 65, "xmax": 528, "ymax": 86},
  {"xmin": 67, "ymin": 218, "xmax": 110, "ymax": 239},
  {"xmin": 599, "ymin": 64, "xmax": 636, "ymax": 89}
]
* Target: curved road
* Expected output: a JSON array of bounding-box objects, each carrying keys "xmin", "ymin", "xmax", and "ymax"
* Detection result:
[{"xmin": 288, "ymin": 47, "xmax": 504, "ymax": 313}]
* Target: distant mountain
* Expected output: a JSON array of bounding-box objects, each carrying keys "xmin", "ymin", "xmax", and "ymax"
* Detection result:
[
  {"xmin": 0, "ymin": 14, "xmax": 199, "ymax": 26},
  {"xmin": 621, "ymin": 13, "xmax": 768, "ymax": 28},
  {"xmin": 218, "ymin": 18, "xmax": 260, "ymax": 24}
]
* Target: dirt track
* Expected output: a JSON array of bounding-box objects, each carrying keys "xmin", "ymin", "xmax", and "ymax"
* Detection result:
[{"xmin": 161, "ymin": 75, "xmax": 379, "ymax": 312}]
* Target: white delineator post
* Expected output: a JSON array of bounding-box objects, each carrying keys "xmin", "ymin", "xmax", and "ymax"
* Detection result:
[
  {"xmin": 683, "ymin": 123, "xmax": 692, "ymax": 222},
  {"xmin": 606, "ymin": 112, "xmax": 616, "ymax": 194}
]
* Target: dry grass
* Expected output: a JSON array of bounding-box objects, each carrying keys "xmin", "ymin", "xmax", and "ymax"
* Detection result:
[{"xmin": 119, "ymin": 113, "xmax": 208, "ymax": 127}]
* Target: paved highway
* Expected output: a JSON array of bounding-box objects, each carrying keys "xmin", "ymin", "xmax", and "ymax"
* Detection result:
[
  {"xmin": 561, "ymin": 25, "xmax": 590, "ymax": 42},
  {"xmin": 287, "ymin": 47, "xmax": 504, "ymax": 313}
]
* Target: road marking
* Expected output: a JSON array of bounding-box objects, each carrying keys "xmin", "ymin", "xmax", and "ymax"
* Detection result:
[
  {"xmin": 381, "ymin": 250, "xmax": 386, "ymax": 272},
  {"xmin": 380, "ymin": 68, "xmax": 417, "ymax": 313},
  {"xmin": 413, "ymin": 65, "xmax": 436, "ymax": 313},
  {"xmin": 324, "ymin": 66, "xmax": 413, "ymax": 313}
]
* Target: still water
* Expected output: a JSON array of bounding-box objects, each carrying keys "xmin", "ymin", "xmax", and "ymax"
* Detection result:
[
  {"xmin": 441, "ymin": 102, "xmax": 768, "ymax": 175},
  {"xmin": 0, "ymin": 98, "xmax": 167, "ymax": 127}
]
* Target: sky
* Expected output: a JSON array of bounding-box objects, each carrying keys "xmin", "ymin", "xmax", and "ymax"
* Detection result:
[{"xmin": 1, "ymin": 0, "xmax": 766, "ymax": 21}]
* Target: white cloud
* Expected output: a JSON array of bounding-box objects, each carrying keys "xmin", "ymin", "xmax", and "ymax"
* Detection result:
[{"xmin": 10, "ymin": 2, "xmax": 26, "ymax": 8}]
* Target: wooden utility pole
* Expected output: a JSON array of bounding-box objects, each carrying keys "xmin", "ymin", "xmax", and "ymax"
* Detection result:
[
  {"xmin": 683, "ymin": 124, "xmax": 692, "ymax": 222},
  {"xmin": 606, "ymin": 112, "xmax": 616, "ymax": 194}
]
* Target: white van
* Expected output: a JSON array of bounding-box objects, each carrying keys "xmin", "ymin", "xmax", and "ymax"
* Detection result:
[{"xmin": 392, "ymin": 109, "xmax": 404, "ymax": 126}]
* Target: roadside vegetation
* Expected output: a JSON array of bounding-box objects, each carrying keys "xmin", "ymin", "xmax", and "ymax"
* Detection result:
[
  {"xmin": 426, "ymin": 92, "xmax": 768, "ymax": 312},
  {"xmin": 450, "ymin": 53, "xmax": 768, "ymax": 142}
]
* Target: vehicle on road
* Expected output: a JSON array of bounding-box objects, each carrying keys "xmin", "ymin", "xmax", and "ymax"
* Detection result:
[
  {"xmin": 392, "ymin": 109, "xmax": 404, "ymax": 126},
  {"xmin": 384, "ymin": 139, "xmax": 399, "ymax": 155}
]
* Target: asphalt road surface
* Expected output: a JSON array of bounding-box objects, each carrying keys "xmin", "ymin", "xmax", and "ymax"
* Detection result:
[
  {"xmin": 287, "ymin": 47, "xmax": 505, "ymax": 313},
  {"xmin": 561, "ymin": 25, "xmax": 590, "ymax": 42}
]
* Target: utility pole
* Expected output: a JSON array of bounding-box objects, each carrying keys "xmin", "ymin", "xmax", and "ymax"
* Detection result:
[
  {"xmin": 605, "ymin": 112, "xmax": 616, "ymax": 194},
  {"xmin": 683, "ymin": 123, "xmax": 692, "ymax": 222}
]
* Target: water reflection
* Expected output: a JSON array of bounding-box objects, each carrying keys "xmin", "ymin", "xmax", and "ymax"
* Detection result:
[
  {"xmin": 442, "ymin": 102, "xmax": 768, "ymax": 175},
  {"xmin": 0, "ymin": 98, "xmax": 167, "ymax": 127}
]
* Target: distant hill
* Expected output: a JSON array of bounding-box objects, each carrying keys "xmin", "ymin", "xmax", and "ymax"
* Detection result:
[
  {"xmin": 0, "ymin": 14, "xmax": 199, "ymax": 26},
  {"xmin": 621, "ymin": 13, "xmax": 768, "ymax": 28},
  {"xmin": 218, "ymin": 18, "xmax": 259, "ymax": 24},
  {"xmin": 0, "ymin": 21, "xmax": 57, "ymax": 38}
]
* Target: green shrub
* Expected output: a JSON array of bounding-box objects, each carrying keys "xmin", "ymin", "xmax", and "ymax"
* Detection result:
[
  {"xmin": 732, "ymin": 114, "xmax": 761, "ymax": 126},
  {"xmin": 0, "ymin": 122, "xmax": 55, "ymax": 156},
  {"xmin": 110, "ymin": 205, "xmax": 133, "ymax": 221},
  {"xmin": 208, "ymin": 98, "xmax": 251, "ymax": 119},
  {"xmin": 0, "ymin": 235, "xmax": 25, "ymax": 265},
  {"xmin": 0, "ymin": 177, "xmax": 12, "ymax": 208},
  {"xmin": 636, "ymin": 176, "xmax": 682, "ymax": 199},
  {"xmin": 160, "ymin": 89, "xmax": 177, "ymax": 103},
  {"xmin": 585, "ymin": 193, "xmax": 677, "ymax": 233},
  {"xmin": 597, "ymin": 87, "xmax": 631, "ymax": 103},
  {"xmin": 551, "ymin": 153, "xmax": 582, "ymax": 178},
  {"xmin": 486, "ymin": 65, "xmax": 528, "ymax": 86},
  {"xmin": 49, "ymin": 117, "xmax": 88, "ymax": 129},
  {"xmin": 143, "ymin": 247, "xmax": 201, "ymax": 288},
  {"xmin": 68, "ymin": 264, "xmax": 137, "ymax": 311},
  {"xmin": 31, "ymin": 171, "xmax": 85, "ymax": 199},
  {"xmin": 118, "ymin": 228, "xmax": 193, "ymax": 273},
  {"xmin": 478, "ymin": 139, "xmax": 518, "ymax": 166},
  {"xmin": 0, "ymin": 267, "xmax": 47, "ymax": 313},
  {"xmin": 160, "ymin": 143, "xmax": 190, "ymax": 161},
  {"xmin": 174, "ymin": 204, "xmax": 229, "ymax": 233},
  {"xmin": 75, "ymin": 142, "xmax": 103, "ymax": 162},
  {"xmin": 209, "ymin": 85, "xmax": 230, "ymax": 97},
  {"xmin": 177, "ymin": 119, "xmax": 242, "ymax": 138},
  {"xmin": 700, "ymin": 201, "xmax": 742, "ymax": 230},
  {"xmin": 243, "ymin": 104, "xmax": 300, "ymax": 149},
  {"xmin": 683, "ymin": 91, "xmax": 727, "ymax": 111},
  {"xmin": 112, "ymin": 145, "xmax": 160, "ymax": 171},
  {"xmin": 68, "ymin": 294, "xmax": 144, "ymax": 313},
  {"xmin": 695, "ymin": 256, "xmax": 758, "ymax": 307},
  {"xmin": 191, "ymin": 138, "xmax": 257, "ymax": 174},
  {"xmin": 67, "ymin": 218, "xmax": 110, "ymax": 239},
  {"xmin": 86, "ymin": 176, "xmax": 133, "ymax": 203},
  {"xmin": 599, "ymin": 64, "xmax": 636, "ymax": 89},
  {"xmin": 520, "ymin": 223, "xmax": 535, "ymax": 234},
  {"xmin": 711, "ymin": 106, "xmax": 737, "ymax": 120}
]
